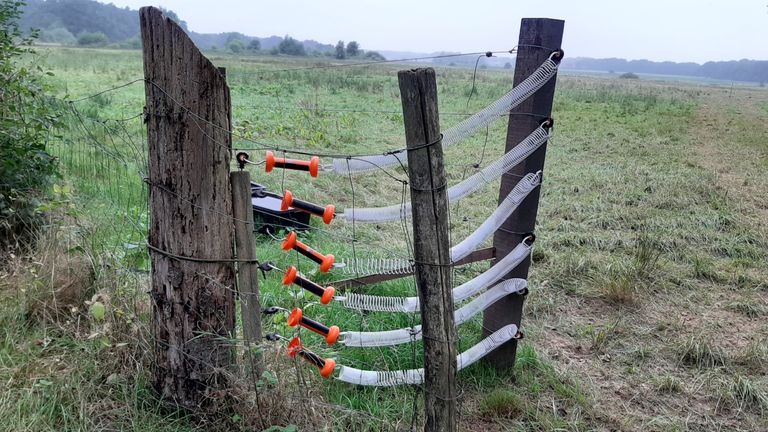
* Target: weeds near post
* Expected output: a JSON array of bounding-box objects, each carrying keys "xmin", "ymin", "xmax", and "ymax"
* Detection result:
[
  {"xmin": 723, "ymin": 375, "xmax": 767, "ymax": 413},
  {"xmin": 479, "ymin": 389, "xmax": 525, "ymax": 419},
  {"xmin": 593, "ymin": 232, "xmax": 663, "ymax": 304},
  {"xmin": 678, "ymin": 335, "xmax": 726, "ymax": 369}
]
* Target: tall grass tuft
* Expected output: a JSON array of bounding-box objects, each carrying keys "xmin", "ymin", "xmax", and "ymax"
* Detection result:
[
  {"xmin": 679, "ymin": 335, "xmax": 726, "ymax": 369},
  {"xmin": 724, "ymin": 375, "xmax": 768, "ymax": 413},
  {"xmin": 479, "ymin": 389, "xmax": 525, "ymax": 419}
]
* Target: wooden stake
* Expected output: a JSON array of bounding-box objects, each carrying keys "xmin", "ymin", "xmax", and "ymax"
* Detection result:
[
  {"xmin": 141, "ymin": 6, "xmax": 236, "ymax": 407},
  {"xmin": 399, "ymin": 67, "xmax": 457, "ymax": 432},
  {"xmin": 483, "ymin": 18, "xmax": 564, "ymax": 369},
  {"xmin": 230, "ymin": 170, "xmax": 263, "ymax": 376}
]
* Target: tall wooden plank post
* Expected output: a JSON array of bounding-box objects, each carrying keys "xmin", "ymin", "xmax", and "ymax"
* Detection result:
[
  {"xmin": 230, "ymin": 168, "xmax": 263, "ymax": 376},
  {"xmin": 482, "ymin": 18, "xmax": 564, "ymax": 369},
  {"xmin": 141, "ymin": 6, "xmax": 237, "ymax": 407},
  {"xmin": 399, "ymin": 68, "xmax": 458, "ymax": 432},
  {"xmin": 222, "ymin": 64, "xmax": 263, "ymax": 377}
]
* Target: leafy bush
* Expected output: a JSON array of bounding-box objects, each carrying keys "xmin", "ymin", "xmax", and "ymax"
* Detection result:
[
  {"xmin": 363, "ymin": 50, "xmax": 386, "ymax": 61},
  {"xmin": 77, "ymin": 31, "xmax": 108, "ymax": 46},
  {"xmin": 0, "ymin": 0, "xmax": 60, "ymax": 250},
  {"xmin": 619, "ymin": 72, "xmax": 639, "ymax": 79},
  {"xmin": 227, "ymin": 38, "xmax": 244, "ymax": 54},
  {"xmin": 277, "ymin": 35, "xmax": 306, "ymax": 56},
  {"xmin": 39, "ymin": 26, "xmax": 76, "ymax": 45}
]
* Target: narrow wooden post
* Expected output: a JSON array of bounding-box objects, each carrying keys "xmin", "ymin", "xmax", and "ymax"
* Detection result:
[
  {"xmin": 141, "ymin": 6, "xmax": 236, "ymax": 407},
  {"xmin": 399, "ymin": 67, "xmax": 457, "ymax": 432},
  {"xmin": 482, "ymin": 18, "xmax": 564, "ymax": 369},
  {"xmin": 230, "ymin": 170, "xmax": 263, "ymax": 375}
]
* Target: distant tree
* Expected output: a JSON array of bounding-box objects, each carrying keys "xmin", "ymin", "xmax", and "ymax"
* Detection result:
[
  {"xmin": 248, "ymin": 39, "xmax": 260, "ymax": 51},
  {"xmin": 277, "ymin": 35, "xmax": 306, "ymax": 56},
  {"xmin": 335, "ymin": 40, "xmax": 345, "ymax": 59},
  {"xmin": 619, "ymin": 72, "xmax": 639, "ymax": 79},
  {"xmin": 363, "ymin": 50, "xmax": 386, "ymax": 61},
  {"xmin": 503, "ymin": 62, "xmax": 512, "ymax": 69},
  {"xmin": 227, "ymin": 39, "xmax": 244, "ymax": 54},
  {"xmin": 77, "ymin": 31, "xmax": 108, "ymax": 46},
  {"xmin": 345, "ymin": 40, "xmax": 359, "ymax": 57}
]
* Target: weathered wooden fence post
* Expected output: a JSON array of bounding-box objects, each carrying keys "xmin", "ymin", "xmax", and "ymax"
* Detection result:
[
  {"xmin": 482, "ymin": 18, "xmax": 564, "ymax": 369},
  {"xmin": 230, "ymin": 169, "xmax": 263, "ymax": 376},
  {"xmin": 399, "ymin": 67, "xmax": 457, "ymax": 432},
  {"xmin": 141, "ymin": 6, "xmax": 236, "ymax": 407}
]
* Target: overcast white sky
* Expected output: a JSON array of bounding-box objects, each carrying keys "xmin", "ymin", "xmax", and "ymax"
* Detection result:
[{"xmin": 105, "ymin": 0, "xmax": 767, "ymax": 63}]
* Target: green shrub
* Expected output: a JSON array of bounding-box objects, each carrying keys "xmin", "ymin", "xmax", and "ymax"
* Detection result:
[
  {"xmin": 227, "ymin": 39, "xmax": 245, "ymax": 54},
  {"xmin": 77, "ymin": 31, "xmax": 109, "ymax": 47},
  {"xmin": 39, "ymin": 26, "xmax": 76, "ymax": 45},
  {"xmin": 480, "ymin": 389, "xmax": 525, "ymax": 418},
  {"xmin": 0, "ymin": 0, "xmax": 60, "ymax": 251},
  {"xmin": 619, "ymin": 72, "xmax": 639, "ymax": 79}
]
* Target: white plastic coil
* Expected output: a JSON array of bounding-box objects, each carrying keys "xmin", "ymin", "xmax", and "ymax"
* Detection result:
[
  {"xmin": 331, "ymin": 55, "xmax": 560, "ymax": 174},
  {"xmin": 336, "ymin": 324, "xmax": 519, "ymax": 386},
  {"xmin": 339, "ymin": 127, "xmax": 550, "ymax": 223}
]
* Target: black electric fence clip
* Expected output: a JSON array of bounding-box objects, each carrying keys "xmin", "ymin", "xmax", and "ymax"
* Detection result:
[
  {"xmin": 236, "ymin": 151, "xmax": 249, "ymax": 170},
  {"xmin": 258, "ymin": 261, "xmax": 275, "ymax": 279},
  {"xmin": 264, "ymin": 332, "xmax": 282, "ymax": 341},
  {"xmin": 262, "ymin": 306, "xmax": 281, "ymax": 315}
]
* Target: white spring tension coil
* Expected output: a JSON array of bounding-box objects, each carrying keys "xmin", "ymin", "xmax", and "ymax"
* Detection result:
[
  {"xmin": 331, "ymin": 53, "xmax": 560, "ymax": 174},
  {"xmin": 341, "ymin": 278, "xmax": 526, "ymax": 347},
  {"xmin": 449, "ymin": 171, "xmax": 540, "ymax": 261},
  {"xmin": 340, "ymin": 126, "xmax": 550, "ymax": 223},
  {"xmin": 337, "ymin": 257, "xmax": 413, "ymax": 276},
  {"xmin": 336, "ymin": 171, "xmax": 540, "ymax": 275},
  {"xmin": 336, "ymin": 238, "xmax": 532, "ymax": 312},
  {"xmin": 336, "ymin": 324, "xmax": 519, "ymax": 386}
]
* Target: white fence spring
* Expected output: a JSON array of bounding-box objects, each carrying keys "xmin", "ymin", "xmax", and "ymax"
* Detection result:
[
  {"xmin": 339, "ymin": 294, "xmax": 417, "ymax": 313},
  {"xmin": 337, "ymin": 257, "xmax": 413, "ymax": 275},
  {"xmin": 449, "ymin": 171, "xmax": 540, "ymax": 261},
  {"xmin": 331, "ymin": 53, "xmax": 560, "ymax": 174},
  {"xmin": 341, "ymin": 279, "xmax": 527, "ymax": 347},
  {"xmin": 336, "ymin": 324, "xmax": 519, "ymax": 386},
  {"xmin": 335, "ymin": 172, "xmax": 539, "ymax": 278},
  {"xmin": 340, "ymin": 126, "xmax": 550, "ymax": 223},
  {"xmin": 336, "ymin": 238, "xmax": 532, "ymax": 312}
]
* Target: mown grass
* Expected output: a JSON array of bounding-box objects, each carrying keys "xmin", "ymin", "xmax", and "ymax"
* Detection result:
[{"xmin": 4, "ymin": 46, "xmax": 767, "ymax": 430}]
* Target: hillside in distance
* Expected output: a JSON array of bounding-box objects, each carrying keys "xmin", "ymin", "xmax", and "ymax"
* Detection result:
[
  {"xmin": 19, "ymin": 0, "xmax": 768, "ymax": 83},
  {"xmin": 19, "ymin": 0, "xmax": 336, "ymax": 53},
  {"xmin": 562, "ymin": 57, "xmax": 768, "ymax": 84}
]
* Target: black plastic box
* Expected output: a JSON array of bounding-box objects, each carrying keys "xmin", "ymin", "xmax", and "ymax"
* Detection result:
[{"xmin": 250, "ymin": 182, "xmax": 310, "ymax": 233}]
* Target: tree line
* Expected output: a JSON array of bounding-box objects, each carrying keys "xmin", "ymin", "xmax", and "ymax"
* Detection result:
[
  {"xmin": 562, "ymin": 57, "xmax": 768, "ymax": 85},
  {"xmin": 19, "ymin": 0, "xmax": 385, "ymax": 60}
]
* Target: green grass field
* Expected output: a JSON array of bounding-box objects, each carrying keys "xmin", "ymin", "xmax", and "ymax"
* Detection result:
[{"xmin": 1, "ymin": 46, "xmax": 767, "ymax": 431}]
